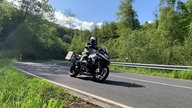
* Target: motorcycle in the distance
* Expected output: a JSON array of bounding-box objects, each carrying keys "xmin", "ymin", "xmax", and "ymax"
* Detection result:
[{"xmin": 65, "ymin": 46, "xmax": 110, "ymax": 82}]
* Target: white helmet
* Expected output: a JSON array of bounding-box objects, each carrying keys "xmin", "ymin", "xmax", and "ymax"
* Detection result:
[{"xmin": 90, "ymin": 37, "xmax": 97, "ymax": 45}]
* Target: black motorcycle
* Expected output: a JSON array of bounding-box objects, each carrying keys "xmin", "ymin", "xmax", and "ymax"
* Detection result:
[{"xmin": 65, "ymin": 46, "xmax": 110, "ymax": 82}]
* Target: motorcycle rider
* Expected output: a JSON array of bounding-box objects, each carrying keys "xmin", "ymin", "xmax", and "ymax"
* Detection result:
[{"xmin": 80, "ymin": 36, "xmax": 98, "ymax": 63}]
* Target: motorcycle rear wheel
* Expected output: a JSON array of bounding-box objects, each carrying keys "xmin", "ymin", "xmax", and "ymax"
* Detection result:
[
  {"xmin": 69, "ymin": 65, "xmax": 79, "ymax": 77},
  {"xmin": 93, "ymin": 66, "xmax": 109, "ymax": 82}
]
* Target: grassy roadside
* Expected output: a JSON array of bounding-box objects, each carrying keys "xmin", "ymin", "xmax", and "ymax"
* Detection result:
[
  {"xmin": 110, "ymin": 65, "xmax": 192, "ymax": 80},
  {"xmin": 0, "ymin": 59, "xmax": 99, "ymax": 108}
]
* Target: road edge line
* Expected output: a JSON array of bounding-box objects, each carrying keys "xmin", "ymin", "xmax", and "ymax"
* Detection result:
[{"xmin": 14, "ymin": 66, "xmax": 133, "ymax": 108}]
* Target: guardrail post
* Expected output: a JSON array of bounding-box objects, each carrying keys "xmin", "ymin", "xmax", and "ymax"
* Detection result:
[
  {"xmin": 20, "ymin": 54, "xmax": 22, "ymax": 61},
  {"xmin": 126, "ymin": 57, "xmax": 128, "ymax": 62}
]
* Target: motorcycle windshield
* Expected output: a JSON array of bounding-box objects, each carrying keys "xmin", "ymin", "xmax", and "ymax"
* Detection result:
[{"xmin": 101, "ymin": 46, "xmax": 109, "ymax": 55}]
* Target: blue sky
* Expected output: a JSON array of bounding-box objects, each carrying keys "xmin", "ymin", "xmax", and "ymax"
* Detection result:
[
  {"xmin": 49, "ymin": 0, "xmax": 160, "ymax": 24},
  {"xmin": 49, "ymin": 0, "xmax": 187, "ymax": 30},
  {"xmin": 7, "ymin": 0, "xmax": 187, "ymax": 30}
]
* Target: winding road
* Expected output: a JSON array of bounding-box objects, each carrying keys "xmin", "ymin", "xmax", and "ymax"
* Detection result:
[{"xmin": 13, "ymin": 61, "xmax": 192, "ymax": 108}]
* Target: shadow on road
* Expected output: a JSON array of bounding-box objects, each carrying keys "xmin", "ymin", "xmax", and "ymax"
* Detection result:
[
  {"xmin": 103, "ymin": 80, "xmax": 145, "ymax": 88},
  {"xmin": 77, "ymin": 76, "xmax": 145, "ymax": 88}
]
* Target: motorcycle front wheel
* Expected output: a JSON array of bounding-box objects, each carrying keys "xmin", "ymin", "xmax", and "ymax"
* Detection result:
[{"xmin": 93, "ymin": 66, "xmax": 109, "ymax": 82}]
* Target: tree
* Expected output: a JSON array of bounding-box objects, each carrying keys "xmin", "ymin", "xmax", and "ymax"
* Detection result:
[
  {"xmin": 117, "ymin": 30, "xmax": 149, "ymax": 63},
  {"xmin": 0, "ymin": 0, "xmax": 22, "ymax": 42},
  {"xmin": 175, "ymin": 0, "xmax": 191, "ymax": 41},
  {"xmin": 17, "ymin": 0, "xmax": 54, "ymax": 22},
  {"xmin": 152, "ymin": 8, "xmax": 159, "ymax": 28},
  {"xmin": 0, "ymin": 0, "xmax": 70, "ymax": 59},
  {"xmin": 159, "ymin": 0, "xmax": 177, "ymax": 7},
  {"xmin": 91, "ymin": 23, "xmax": 101, "ymax": 43},
  {"xmin": 183, "ymin": 0, "xmax": 192, "ymax": 31},
  {"xmin": 184, "ymin": 22, "xmax": 192, "ymax": 65},
  {"xmin": 64, "ymin": 9, "xmax": 76, "ymax": 29},
  {"xmin": 98, "ymin": 22, "xmax": 119, "ymax": 43},
  {"xmin": 61, "ymin": 10, "xmax": 77, "ymax": 39},
  {"xmin": 116, "ymin": 0, "xmax": 140, "ymax": 30},
  {"xmin": 158, "ymin": 5, "xmax": 184, "ymax": 44},
  {"xmin": 70, "ymin": 31, "xmax": 84, "ymax": 53}
]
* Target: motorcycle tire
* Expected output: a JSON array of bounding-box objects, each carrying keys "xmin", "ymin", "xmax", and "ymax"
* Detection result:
[
  {"xmin": 69, "ymin": 66, "xmax": 79, "ymax": 77},
  {"xmin": 93, "ymin": 66, "xmax": 109, "ymax": 83}
]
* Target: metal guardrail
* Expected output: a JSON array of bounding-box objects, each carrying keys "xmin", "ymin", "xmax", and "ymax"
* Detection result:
[{"xmin": 111, "ymin": 62, "xmax": 192, "ymax": 71}]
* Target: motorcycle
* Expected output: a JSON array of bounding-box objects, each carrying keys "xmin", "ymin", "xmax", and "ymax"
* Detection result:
[{"xmin": 65, "ymin": 46, "xmax": 110, "ymax": 82}]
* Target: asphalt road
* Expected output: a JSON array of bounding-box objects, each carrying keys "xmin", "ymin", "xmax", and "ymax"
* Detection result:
[{"xmin": 13, "ymin": 61, "xmax": 192, "ymax": 108}]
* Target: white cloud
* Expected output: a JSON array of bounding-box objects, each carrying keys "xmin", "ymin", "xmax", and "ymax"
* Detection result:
[
  {"xmin": 54, "ymin": 11, "xmax": 102, "ymax": 30},
  {"xmin": 7, "ymin": 0, "xmax": 102, "ymax": 30},
  {"xmin": 147, "ymin": 21, "xmax": 153, "ymax": 24}
]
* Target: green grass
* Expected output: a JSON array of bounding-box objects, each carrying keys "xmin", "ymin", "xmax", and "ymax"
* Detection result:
[
  {"xmin": 110, "ymin": 65, "xmax": 192, "ymax": 80},
  {"xmin": 0, "ymin": 59, "xmax": 81, "ymax": 108}
]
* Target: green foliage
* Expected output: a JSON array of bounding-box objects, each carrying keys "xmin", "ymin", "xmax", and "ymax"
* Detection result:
[
  {"xmin": 110, "ymin": 65, "xmax": 192, "ymax": 80},
  {"xmin": 97, "ymin": 0, "xmax": 192, "ymax": 66},
  {"xmin": 0, "ymin": 59, "xmax": 80, "ymax": 107},
  {"xmin": 110, "ymin": 65, "xmax": 174, "ymax": 78},
  {"xmin": 116, "ymin": 0, "xmax": 140, "ymax": 30},
  {"xmin": 69, "ymin": 30, "xmax": 91, "ymax": 53},
  {"xmin": 0, "ymin": 1, "xmax": 71, "ymax": 60},
  {"xmin": 98, "ymin": 22, "xmax": 119, "ymax": 42},
  {"xmin": 1, "ymin": 0, "xmax": 192, "ymax": 65},
  {"xmin": 18, "ymin": 0, "xmax": 54, "ymax": 21},
  {"xmin": 183, "ymin": 22, "xmax": 192, "ymax": 65},
  {"xmin": 160, "ymin": 0, "xmax": 177, "ymax": 7},
  {"xmin": 66, "ymin": 0, "xmax": 191, "ymax": 67}
]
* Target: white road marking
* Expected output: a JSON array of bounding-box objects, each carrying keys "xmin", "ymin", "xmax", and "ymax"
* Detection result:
[
  {"xmin": 15, "ymin": 67, "xmax": 133, "ymax": 108},
  {"xmin": 110, "ymin": 75, "xmax": 192, "ymax": 90}
]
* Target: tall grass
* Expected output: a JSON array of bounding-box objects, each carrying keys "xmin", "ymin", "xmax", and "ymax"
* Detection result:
[
  {"xmin": 110, "ymin": 65, "xmax": 192, "ymax": 80},
  {"xmin": 0, "ymin": 59, "xmax": 80, "ymax": 108}
]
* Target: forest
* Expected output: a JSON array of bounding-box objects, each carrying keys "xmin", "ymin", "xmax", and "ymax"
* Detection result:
[{"xmin": 0, "ymin": 0, "xmax": 192, "ymax": 65}]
